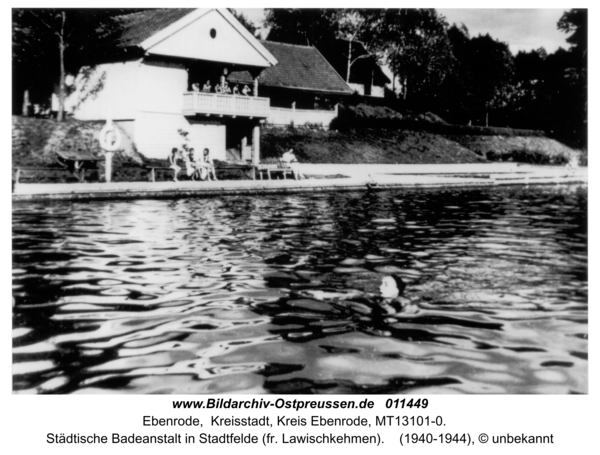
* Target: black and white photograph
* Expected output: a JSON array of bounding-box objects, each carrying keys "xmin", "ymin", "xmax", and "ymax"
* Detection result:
[{"xmin": 11, "ymin": 6, "xmax": 588, "ymax": 397}]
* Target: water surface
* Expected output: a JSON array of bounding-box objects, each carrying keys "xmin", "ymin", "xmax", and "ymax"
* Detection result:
[{"xmin": 12, "ymin": 185, "xmax": 588, "ymax": 394}]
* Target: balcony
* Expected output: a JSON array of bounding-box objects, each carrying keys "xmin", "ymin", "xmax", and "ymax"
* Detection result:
[{"xmin": 182, "ymin": 92, "xmax": 270, "ymax": 118}]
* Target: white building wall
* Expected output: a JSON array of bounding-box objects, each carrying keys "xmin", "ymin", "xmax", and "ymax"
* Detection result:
[
  {"xmin": 348, "ymin": 82, "xmax": 365, "ymax": 95},
  {"xmin": 136, "ymin": 112, "xmax": 226, "ymax": 161},
  {"xmin": 134, "ymin": 61, "xmax": 226, "ymax": 161},
  {"xmin": 148, "ymin": 9, "xmax": 272, "ymax": 67},
  {"xmin": 370, "ymin": 85, "xmax": 385, "ymax": 98},
  {"xmin": 137, "ymin": 62, "xmax": 188, "ymax": 114},
  {"xmin": 68, "ymin": 62, "xmax": 139, "ymax": 120},
  {"xmin": 268, "ymin": 106, "xmax": 338, "ymax": 128},
  {"xmin": 188, "ymin": 120, "xmax": 226, "ymax": 162}
]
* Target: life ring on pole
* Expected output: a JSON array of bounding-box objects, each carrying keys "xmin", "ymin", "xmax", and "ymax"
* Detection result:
[{"xmin": 99, "ymin": 121, "xmax": 122, "ymax": 152}]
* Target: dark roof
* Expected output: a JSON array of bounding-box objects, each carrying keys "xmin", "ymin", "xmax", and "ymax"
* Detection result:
[
  {"xmin": 318, "ymin": 39, "xmax": 391, "ymax": 86},
  {"xmin": 229, "ymin": 41, "xmax": 353, "ymax": 95},
  {"xmin": 116, "ymin": 8, "xmax": 195, "ymax": 48}
]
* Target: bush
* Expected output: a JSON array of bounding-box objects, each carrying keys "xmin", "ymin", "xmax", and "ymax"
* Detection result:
[{"xmin": 485, "ymin": 148, "xmax": 570, "ymax": 165}]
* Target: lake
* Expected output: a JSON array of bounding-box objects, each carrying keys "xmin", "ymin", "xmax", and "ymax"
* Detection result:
[{"xmin": 12, "ymin": 185, "xmax": 588, "ymax": 394}]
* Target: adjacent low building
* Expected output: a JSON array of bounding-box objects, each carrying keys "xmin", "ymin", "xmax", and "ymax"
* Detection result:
[
  {"xmin": 228, "ymin": 41, "xmax": 353, "ymax": 127},
  {"xmin": 317, "ymin": 39, "xmax": 391, "ymax": 98}
]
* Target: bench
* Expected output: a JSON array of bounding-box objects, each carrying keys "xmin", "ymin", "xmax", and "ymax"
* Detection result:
[
  {"xmin": 148, "ymin": 167, "xmax": 177, "ymax": 182},
  {"xmin": 215, "ymin": 164, "xmax": 256, "ymax": 180},
  {"xmin": 13, "ymin": 167, "xmax": 91, "ymax": 187},
  {"xmin": 256, "ymin": 164, "xmax": 298, "ymax": 180}
]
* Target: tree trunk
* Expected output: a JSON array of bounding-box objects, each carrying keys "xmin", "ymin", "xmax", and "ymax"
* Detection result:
[
  {"xmin": 346, "ymin": 40, "xmax": 352, "ymax": 83},
  {"xmin": 57, "ymin": 11, "xmax": 66, "ymax": 122},
  {"xmin": 22, "ymin": 89, "xmax": 30, "ymax": 117},
  {"xmin": 485, "ymin": 111, "xmax": 489, "ymax": 127}
]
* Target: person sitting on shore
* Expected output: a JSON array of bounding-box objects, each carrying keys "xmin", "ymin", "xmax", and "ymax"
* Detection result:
[
  {"xmin": 198, "ymin": 148, "xmax": 218, "ymax": 181},
  {"xmin": 280, "ymin": 149, "xmax": 305, "ymax": 180},
  {"xmin": 181, "ymin": 148, "xmax": 199, "ymax": 180},
  {"xmin": 242, "ymin": 84, "xmax": 251, "ymax": 96},
  {"xmin": 202, "ymin": 80, "xmax": 211, "ymax": 92},
  {"xmin": 168, "ymin": 147, "xmax": 183, "ymax": 181}
]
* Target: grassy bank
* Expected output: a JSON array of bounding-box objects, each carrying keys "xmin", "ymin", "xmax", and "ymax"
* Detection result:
[
  {"xmin": 261, "ymin": 125, "xmax": 580, "ymax": 166},
  {"xmin": 261, "ymin": 126, "xmax": 486, "ymax": 164},
  {"xmin": 13, "ymin": 115, "xmax": 582, "ymax": 184},
  {"xmin": 12, "ymin": 116, "xmax": 163, "ymax": 182}
]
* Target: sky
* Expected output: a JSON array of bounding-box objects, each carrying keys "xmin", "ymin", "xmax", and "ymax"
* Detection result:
[{"xmin": 237, "ymin": 8, "xmax": 572, "ymax": 55}]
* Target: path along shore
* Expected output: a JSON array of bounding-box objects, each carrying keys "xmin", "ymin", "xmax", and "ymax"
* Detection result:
[{"xmin": 12, "ymin": 163, "xmax": 587, "ymax": 203}]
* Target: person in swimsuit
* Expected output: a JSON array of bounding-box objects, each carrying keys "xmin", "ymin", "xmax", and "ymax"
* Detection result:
[
  {"xmin": 199, "ymin": 148, "xmax": 218, "ymax": 181},
  {"xmin": 280, "ymin": 149, "xmax": 305, "ymax": 179},
  {"xmin": 182, "ymin": 148, "xmax": 198, "ymax": 180},
  {"xmin": 168, "ymin": 147, "xmax": 183, "ymax": 181},
  {"xmin": 295, "ymin": 274, "xmax": 408, "ymax": 315}
]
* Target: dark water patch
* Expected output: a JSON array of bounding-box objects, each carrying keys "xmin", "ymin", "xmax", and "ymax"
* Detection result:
[
  {"xmin": 569, "ymin": 351, "xmax": 587, "ymax": 361},
  {"xmin": 540, "ymin": 361, "xmax": 574, "ymax": 368}
]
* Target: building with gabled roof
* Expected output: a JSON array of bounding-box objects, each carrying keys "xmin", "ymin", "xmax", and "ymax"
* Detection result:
[
  {"xmin": 228, "ymin": 40, "xmax": 353, "ymax": 126},
  {"xmin": 68, "ymin": 8, "xmax": 278, "ymax": 164},
  {"xmin": 317, "ymin": 39, "xmax": 391, "ymax": 98}
]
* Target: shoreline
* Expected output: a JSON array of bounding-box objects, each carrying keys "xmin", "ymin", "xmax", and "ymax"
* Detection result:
[{"xmin": 12, "ymin": 163, "xmax": 587, "ymax": 203}]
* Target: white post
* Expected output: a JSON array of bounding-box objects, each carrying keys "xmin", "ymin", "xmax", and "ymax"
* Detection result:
[
  {"xmin": 105, "ymin": 152, "xmax": 114, "ymax": 183},
  {"xmin": 252, "ymin": 125, "xmax": 260, "ymax": 165},
  {"xmin": 253, "ymin": 77, "xmax": 259, "ymax": 97}
]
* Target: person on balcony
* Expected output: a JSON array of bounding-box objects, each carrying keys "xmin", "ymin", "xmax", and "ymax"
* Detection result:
[
  {"xmin": 191, "ymin": 83, "xmax": 200, "ymax": 92},
  {"xmin": 222, "ymin": 82, "xmax": 232, "ymax": 94},
  {"xmin": 202, "ymin": 80, "xmax": 211, "ymax": 92},
  {"xmin": 232, "ymin": 84, "xmax": 240, "ymax": 95},
  {"xmin": 242, "ymin": 85, "xmax": 251, "ymax": 96},
  {"xmin": 215, "ymin": 84, "xmax": 223, "ymax": 94}
]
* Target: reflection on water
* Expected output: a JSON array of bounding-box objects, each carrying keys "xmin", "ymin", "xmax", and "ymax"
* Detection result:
[{"xmin": 12, "ymin": 185, "xmax": 587, "ymax": 394}]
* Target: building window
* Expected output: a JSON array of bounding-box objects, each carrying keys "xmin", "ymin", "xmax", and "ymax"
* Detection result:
[{"xmin": 210, "ymin": 28, "xmax": 217, "ymax": 39}]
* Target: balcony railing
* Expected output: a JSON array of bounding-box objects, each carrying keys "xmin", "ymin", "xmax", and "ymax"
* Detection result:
[
  {"xmin": 268, "ymin": 105, "xmax": 338, "ymax": 129},
  {"xmin": 183, "ymin": 92, "xmax": 270, "ymax": 118}
]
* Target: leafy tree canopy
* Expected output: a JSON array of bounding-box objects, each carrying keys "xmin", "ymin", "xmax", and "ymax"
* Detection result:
[{"xmin": 558, "ymin": 9, "xmax": 587, "ymax": 54}]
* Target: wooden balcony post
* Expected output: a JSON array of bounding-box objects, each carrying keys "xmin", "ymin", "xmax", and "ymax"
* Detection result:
[
  {"xmin": 252, "ymin": 125, "xmax": 260, "ymax": 165},
  {"xmin": 253, "ymin": 77, "xmax": 259, "ymax": 97}
]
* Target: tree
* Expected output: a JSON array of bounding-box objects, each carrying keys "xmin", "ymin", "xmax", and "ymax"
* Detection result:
[
  {"xmin": 229, "ymin": 9, "xmax": 259, "ymax": 36},
  {"xmin": 556, "ymin": 9, "xmax": 587, "ymax": 147},
  {"xmin": 370, "ymin": 9, "xmax": 455, "ymax": 107},
  {"xmin": 336, "ymin": 10, "xmax": 380, "ymax": 83},
  {"xmin": 264, "ymin": 8, "xmax": 339, "ymax": 47},
  {"xmin": 461, "ymin": 33, "xmax": 514, "ymax": 126},
  {"xmin": 12, "ymin": 8, "xmax": 134, "ymax": 120},
  {"xmin": 558, "ymin": 9, "xmax": 587, "ymax": 56}
]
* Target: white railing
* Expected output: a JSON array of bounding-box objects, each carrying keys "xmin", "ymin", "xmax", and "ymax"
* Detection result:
[
  {"xmin": 268, "ymin": 105, "xmax": 338, "ymax": 128},
  {"xmin": 182, "ymin": 92, "xmax": 270, "ymax": 118}
]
